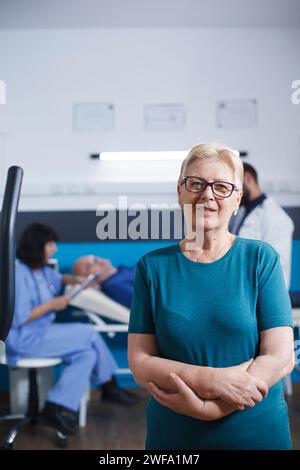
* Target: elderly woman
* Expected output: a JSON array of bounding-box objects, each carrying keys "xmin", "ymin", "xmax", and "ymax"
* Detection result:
[{"xmin": 128, "ymin": 143, "xmax": 294, "ymax": 450}]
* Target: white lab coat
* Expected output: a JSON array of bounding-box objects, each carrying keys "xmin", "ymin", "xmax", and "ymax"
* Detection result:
[{"xmin": 238, "ymin": 197, "xmax": 294, "ymax": 289}]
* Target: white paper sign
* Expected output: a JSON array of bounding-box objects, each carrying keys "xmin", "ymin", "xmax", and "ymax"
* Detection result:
[
  {"xmin": 0, "ymin": 80, "xmax": 6, "ymax": 104},
  {"xmin": 217, "ymin": 99, "xmax": 257, "ymax": 129},
  {"xmin": 144, "ymin": 103, "xmax": 186, "ymax": 131},
  {"xmin": 73, "ymin": 102, "xmax": 115, "ymax": 132}
]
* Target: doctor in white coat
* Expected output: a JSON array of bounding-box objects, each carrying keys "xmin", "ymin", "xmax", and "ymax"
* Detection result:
[{"xmin": 230, "ymin": 163, "xmax": 294, "ymax": 289}]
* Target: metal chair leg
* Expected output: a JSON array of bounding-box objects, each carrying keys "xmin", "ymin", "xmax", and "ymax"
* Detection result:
[
  {"xmin": 2, "ymin": 415, "xmax": 32, "ymax": 449},
  {"xmin": 1, "ymin": 367, "xmax": 69, "ymax": 449}
]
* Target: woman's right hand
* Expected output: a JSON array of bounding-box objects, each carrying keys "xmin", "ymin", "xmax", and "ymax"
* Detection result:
[
  {"xmin": 50, "ymin": 295, "xmax": 70, "ymax": 311},
  {"xmin": 210, "ymin": 360, "xmax": 269, "ymax": 410}
]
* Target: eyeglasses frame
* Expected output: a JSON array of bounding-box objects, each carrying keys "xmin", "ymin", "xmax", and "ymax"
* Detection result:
[{"xmin": 181, "ymin": 176, "xmax": 239, "ymax": 199}]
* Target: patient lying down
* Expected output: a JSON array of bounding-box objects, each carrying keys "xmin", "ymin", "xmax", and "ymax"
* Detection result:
[{"xmin": 64, "ymin": 256, "xmax": 135, "ymax": 324}]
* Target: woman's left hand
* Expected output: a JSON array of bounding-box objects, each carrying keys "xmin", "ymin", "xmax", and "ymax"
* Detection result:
[{"xmin": 147, "ymin": 373, "xmax": 205, "ymax": 419}]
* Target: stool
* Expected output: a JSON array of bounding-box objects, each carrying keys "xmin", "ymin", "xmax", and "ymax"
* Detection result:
[{"xmin": 1, "ymin": 358, "xmax": 68, "ymax": 449}]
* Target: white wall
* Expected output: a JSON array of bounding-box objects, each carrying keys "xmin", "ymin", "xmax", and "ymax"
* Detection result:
[
  {"xmin": 0, "ymin": 27, "xmax": 300, "ymax": 210},
  {"xmin": 1, "ymin": 0, "xmax": 300, "ymax": 29}
]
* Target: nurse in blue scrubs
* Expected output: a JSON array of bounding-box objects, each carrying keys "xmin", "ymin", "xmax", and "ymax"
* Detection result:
[
  {"xmin": 5, "ymin": 223, "xmax": 139, "ymax": 435},
  {"xmin": 128, "ymin": 143, "xmax": 294, "ymax": 450}
]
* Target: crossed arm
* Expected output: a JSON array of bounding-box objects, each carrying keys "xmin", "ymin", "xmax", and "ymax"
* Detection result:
[{"xmin": 128, "ymin": 327, "xmax": 294, "ymax": 421}]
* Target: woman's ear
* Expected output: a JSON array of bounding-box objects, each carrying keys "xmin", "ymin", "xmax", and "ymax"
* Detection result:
[
  {"xmin": 177, "ymin": 184, "xmax": 183, "ymax": 207},
  {"xmin": 236, "ymin": 189, "xmax": 243, "ymax": 208}
]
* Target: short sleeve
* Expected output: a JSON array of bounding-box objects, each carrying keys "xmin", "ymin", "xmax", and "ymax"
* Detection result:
[
  {"xmin": 128, "ymin": 259, "xmax": 155, "ymax": 334},
  {"xmin": 257, "ymin": 251, "xmax": 293, "ymax": 331},
  {"xmin": 13, "ymin": 266, "xmax": 34, "ymax": 327}
]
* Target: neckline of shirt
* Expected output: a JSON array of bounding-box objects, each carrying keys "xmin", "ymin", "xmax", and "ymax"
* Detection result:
[{"xmin": 175, "ymin": 235, "xmax": 240, "ymax": 267}]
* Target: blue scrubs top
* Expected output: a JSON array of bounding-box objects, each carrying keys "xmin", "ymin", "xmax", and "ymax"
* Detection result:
[
  {"xmin": 129, "ymin": 237, "xmax": 293, "ymax": 450},
  {"xmin": 6, "ymin": 262, "xmax": 63, "ymax": 364}
]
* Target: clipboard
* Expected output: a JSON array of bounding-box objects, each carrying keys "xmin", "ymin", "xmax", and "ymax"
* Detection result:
[{"xmin": 67, "ymin": 272, "xmax": 100, "ymax": 299}]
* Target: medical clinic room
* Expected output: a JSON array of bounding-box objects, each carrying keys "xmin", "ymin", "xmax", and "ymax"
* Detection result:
[{"xmin": 0, "ymin": 0, "xmax": 300, "ymax": 458}]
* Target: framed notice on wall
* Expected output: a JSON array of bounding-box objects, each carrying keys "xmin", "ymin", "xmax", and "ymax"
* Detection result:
[
  {"xmin": 144, "ymin": 103, "xmax": 186, "ymax": 131},
  {"xmin": 73, "ymin": 102, "xmax": 115, "ymax": 132},
  {"xmin": 217, "ymin": 99, "xmax": 258, "ymax": 129}
]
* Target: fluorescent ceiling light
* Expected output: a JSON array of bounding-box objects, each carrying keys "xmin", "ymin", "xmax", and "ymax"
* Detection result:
[{"xmin": 99, "ymin": 151, "xmax": 187, "ymax": 161}]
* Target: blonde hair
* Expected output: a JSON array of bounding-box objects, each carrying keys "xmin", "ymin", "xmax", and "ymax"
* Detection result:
[{"xmin": 178, "ymin": 143, "xmax": 243, "ymax": 188}]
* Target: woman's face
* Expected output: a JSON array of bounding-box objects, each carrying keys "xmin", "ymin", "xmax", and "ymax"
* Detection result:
[
  {"xmin": 44, "ymin": 241, "xmax": 58, "ymax": 262},
  {"xmin": 177, "ymin": 159, "xmax": 243, "ymax": 233}
]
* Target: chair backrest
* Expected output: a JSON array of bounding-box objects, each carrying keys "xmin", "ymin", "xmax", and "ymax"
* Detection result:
[{"xmin": 0, "ymin": 166, "xmax": 23, "ymax": 341}]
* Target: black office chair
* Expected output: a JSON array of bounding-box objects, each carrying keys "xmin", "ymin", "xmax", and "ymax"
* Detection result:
[{"xmin": 0, "ymin": 167, "xmax": 69, "ymax": 449}]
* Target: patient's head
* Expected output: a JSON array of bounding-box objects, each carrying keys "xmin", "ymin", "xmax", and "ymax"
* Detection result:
[{"xmin": 73, "ymin": 255, "xmax": 116, "ymax": 282}]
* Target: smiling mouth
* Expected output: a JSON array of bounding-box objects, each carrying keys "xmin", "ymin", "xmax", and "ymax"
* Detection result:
[{"xmin": 193, "ymin": 205, "xmax": 218, "ymax": 214}]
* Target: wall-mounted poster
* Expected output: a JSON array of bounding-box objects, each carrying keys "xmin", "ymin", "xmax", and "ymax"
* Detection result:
[
  {"xmin": 144, "ymin": 103, "xmax": 186, "ymax": 131},
  {"xmin": 217, "ymin": 99, "xmax": 257, "ymax": 128},
  {"xmin": 0, "ymin": 80, "xmax": 6, "ymax": 104},
  {"xmin": 73, "ymin": 102, "xmax": 115, "ymax": 132}
]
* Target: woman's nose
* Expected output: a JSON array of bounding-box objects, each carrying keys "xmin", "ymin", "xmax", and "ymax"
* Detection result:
[{"xmin": 198, "ymin": 185, "xmax": 215, "ymax": 201}]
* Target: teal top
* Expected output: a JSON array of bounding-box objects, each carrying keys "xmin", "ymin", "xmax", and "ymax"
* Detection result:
[{"xmin": 129, "ymin": 237, "xmax": 293, "ymax": 450}]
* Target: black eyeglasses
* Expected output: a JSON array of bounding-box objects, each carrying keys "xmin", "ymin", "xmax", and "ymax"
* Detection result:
[{"xmin": 181, "ymin": 176, "xmax": 239, "ymax": 199}]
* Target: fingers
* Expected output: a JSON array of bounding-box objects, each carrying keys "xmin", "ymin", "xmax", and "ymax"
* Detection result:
[
  {"xmin": 169, "ymin": 373, "xmax": 189, "ymax": 393},
  {"xmin": 147, "ymin": 382, "xmax": 170, "ymax": 408},
  {"xmin": 247, "ymin": 372, "xmax": 268, "ymax": 399},
  {"xmin": 243, "ymin": 387, "xmax": 264, "ymax": 407},
  {"xmin": 148, "ymin": 382, "xmax": 169, "ymax": 402},
  {"xmin": 148, "ymin": 382, "xmax": 161, "ymax": 395},
  {"xmin": 169, "ymin": 373, "xmax": 201, "ymax": 398},
  {"xmin": 233, "ymin": 388, "xmax": 262, "ymax": 409},
  {"xmin": 238, "ymin": 388, "xmax": 264, "ymax": 409},
  {"xmin": 238, "ymin": 359, "xmax": 254, "ymax": 370},
  {"xmin": 148, "ymin": 376, "xmax": 181, "ymax": 399},
  {"xmin": 244, "ymin": 399, "xmax": 256, "ymax": 408},
  {"xmin": 148, "ymin": 375, "xmax": 194, "ymax": 401},
  {"xmin": 147, "ymin": 382, "xmax": 162, "ymax": 401},
  {"xmin": 251, "ymin": 390, "xmax": 263, "ymax": 404},
  {"xmin": 248, "ymin": 376, "xmax": 268, "ymax": 399},
  {"xmin": 256, "ymin": 379, "xmax": 268, "ymax": 398}
]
